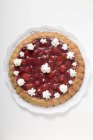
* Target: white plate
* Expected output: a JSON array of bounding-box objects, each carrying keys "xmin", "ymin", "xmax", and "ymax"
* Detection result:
[{"xmin": 3, "ymin": 26, "xmax": 90, "ymax": 115}]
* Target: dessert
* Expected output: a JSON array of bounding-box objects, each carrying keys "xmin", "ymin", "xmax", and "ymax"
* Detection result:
[{"xmin": 9, "ymin": 32, "xmax": 85, "ymax": 107}]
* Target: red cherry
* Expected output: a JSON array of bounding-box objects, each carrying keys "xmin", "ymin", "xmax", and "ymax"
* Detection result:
[
  {"xmin": 34, "ymin": 80, "xmax": 40, "ymax": 86},
  {"xmin": 42, "ymin": 84, "xmax": 49, "ymax": 90},
  {"xmin": 59, "ymin": 65, "xmax": 67, "ymax": 72},
  {"xmin": 21, "ymin": 47, "xmax": 26, "ymax": 52},
  {"xmin": 50, "ymin": 78, "xmax": 55, "ymax": 83},
  {"xmin": 32, "ymin": 49, "xmax": 40, "ymax": 57},
  {"xmin": 29, "ymin": 65, "xmax": 33, "ymax": 70},
  {"xmin": 22, "ymin": 60, "xmax": 27, "ymax": 66},
  {"xmin": 38, "ymin": 48, "xmax": 45, "ymax": 56},
  {"xmin": 44, "ymin": 49, "xmax": 50, "ymax": 55},
  {"xmin": 63, "ymin": 78, "xmax": 68, "ymax": 84},
  {"xmin": 54, "ymin": 76, "xmax": 58, "ymax": 82},
  {"xmin": 44, "ymin": 43, "xmax": 50, "ymax": 47},
  {"xmin": 65, "ymin": 71, "xmax": 70, "ymax": 77},
  {"xmin": 49, "ymin": 89, "xmax": 54, "ymax": 97},
  {"xmin": 25, "ymin": 50, "xmax": 31, "ymax": 57},
  {"xmin": 42, "ymin": 78, "xmax": 47, "ymax": 83},
  {"xmin": 58, "ymin": 61, "xmax": 62, "ymax": 66},
  {"xmin": 57, "ymin": 56, "xmax": 64, "ymax": 62},
  {"xmin": 41, "ymin": 41, "xmax": 51, "ymax": 48},
  {"xmin": 62, "ymin": 53, "xmax": 67, "ymax": 58},
  {"xmin": 19, "ymin": 67, "xmax": 24, "ymax": 73},
  {"xmin": 52, "ymin": 48, "xmax": 60, "ymax": 55},
  {"xmin": 49, "ymin": 55, "xmax": 56, "ymax": 62},
  {"xmin": 48, "ymin": 70, "xmax": 57, "ymax": 78},
  {"xmin": 48, "ymin": 62, "xmax": 54, "ymax": 69},
  {"xmin": 52, "ymin": 83, "xmax": 58, "ymax": 89},
  {"xmin": 22, "ymin": 73, "xmax": 31, "ymax": 81},
  {"xmin": 26, "ymin": 57, "xmax": 36, "ymax": 65},
  {"xmin": 34, "ymin": 73, "xmax": 40, "ymax": 78},
  {"xmin": 26, "ymin": 57, "xmax": 31, "ymax": 64},
  {"xmin": 65, "ymin": 60, "xmax": 71, "ymax": 67},
  {"xmin": 37, "ymin": 87, "xmax": 43, "ymax": 94},
  {"xmin": 24, "ymin": 83, "xmax": 33, "ymax": 90},
  {"xmin": 59, "ymin": 75, "xmax": 64, "ymax": 82},
  {"xmin": 23, "ymin": 66, "xmax": 31, "ymax": 73}
]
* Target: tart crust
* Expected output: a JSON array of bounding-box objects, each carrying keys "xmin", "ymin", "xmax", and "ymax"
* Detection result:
[{"xmin": 9, "ymin": 32, "xmax": 85, "ymax": 107}]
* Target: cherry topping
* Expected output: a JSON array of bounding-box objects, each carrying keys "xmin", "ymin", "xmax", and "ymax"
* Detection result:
[
  {"xmin": 24, "ymin": 83, "xmax": 34, "ymax": 90},
  {"xmin": 37, "ymin": 86, "xmax": 43, "ymax": 94},
  {"xmin": 48, "ymin": 70, "xmax": 57, "ymax": 78},
  {"xmin": 52, "ymin": 47, "xmax": 61, "ymax": 55},
  {"xmin": 22, "ymin": 73, "xmax": 31, "ymax": 81},
  {"xmin": 52, "ymin": 83, "xmax": 59, "ymax": 90},
  {"xmin": 23, "ymin": 66, "xmax": 31, "ymax": 73},
  {"xmin": 22, "ymin": 60, "xmax": 27, "ymax": 66},
  {"xmin": 42, "ymin": 84, "xmax": 49, "ymax": 90},
  {"xmin": 25, "ymin": 50, "xmax": 31, "ymax": 57},
  {"xmin": 49, "ymin": 89, "xmax": 54, "ymax": 97},
  {"xmin": 49, "ymin": 55, "xmax": 56, "ymax": 62},
  {"xmin": 57, "ymin": 60, "xmax": 62, "ymax": 66},
  {"xmin": 21, "ymin": 47, "xmax": 26, "ymax": 52},
  {"xmin": 59, "ymin": 65, "xmax": 67, "ymax": 72},
  {"xmin": 34, "ymin": 80, "xmax": 40, "ymax": 87},
  {"xmin": 65, "ymin": 60, "xmax": 72, "ymax": 67},
  {"xmin": 15, "ymin": 37, "xmax": 76, "ymax": 99},
  {"xmin": 42, "ymin": 78, "xmax": 47, "ymax": 83},
  {"xmin": 59, "ymin": 75, "xmax": 65, "ymax": 82},
  {"xmin": 26, "ymin": 57, "xmax": 36, "ymax": 65},
  {"xmin": 57, "ymin": 56, "xmax": 64, "ymax": 63}
]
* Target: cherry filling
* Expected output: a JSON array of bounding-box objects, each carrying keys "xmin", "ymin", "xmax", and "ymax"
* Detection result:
[{"xmin": 15, "ymin": 38, "xmax": 76, "ymax": 99}]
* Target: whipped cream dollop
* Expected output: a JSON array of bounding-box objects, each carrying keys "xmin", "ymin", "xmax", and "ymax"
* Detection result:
[
  {"xmin": 13, "ymin": 59, "xmax": 22, "ymax": 66},
  {"xmin": 26, "ymin": 43, "xmax": 35, "ymax": 50},
  {"xmin": 59, "ymin": 84, "xmax": 68, "ymax": 94},
  {"xmin": 67, "ymin": 51, "xmax": 75, "ymax": 59},
  {"xmin": 19, "ymin": 51, "xmax": 24, "ymax": 57},
  {"xmin": 27, "ymin": 88, "xmax": 36, "ymax": 96},
  {"xmin": 51, "ymin": 38, "xmax": 59, "ymax": 47},
  {"xmin": 41, "ymin": 63, "xmax": 51, "ymax": 73},
  {"xmin": 69, "ymin": 68, "xmax": 77, "ymax": 77},
  {"xmin": 62, "ymin": 44, "xmax": 68, "ymax": 50},
  {"xmin": 54, "ymin": 92, "xmax": 60, "ymax": 98},
  {"xmin": 40, "ymin": 38, "xmax": 47, "ymax": 44},
  {"xmin": 42, "ymin": 90, "xmax": 51, "ymax": 100},
  {"xmin": 13, "ymin": 71, "xmax": 19, "ymax": 76},
  {"xmin": 72, "ymin": 62, "xmax": 77, "ymax": 66},
  {"xmin": 68, "ymin": 80, "xmax": 73, "ymax": 85},
  {"xmin": 17, "ymin": 78, "xmax": 25, "ymax": 86}
]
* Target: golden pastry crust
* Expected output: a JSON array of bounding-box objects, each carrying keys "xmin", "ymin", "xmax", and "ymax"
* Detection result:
[{"xmin": 9, "ymin": 32, "xmax": 85, "ymax": 107}]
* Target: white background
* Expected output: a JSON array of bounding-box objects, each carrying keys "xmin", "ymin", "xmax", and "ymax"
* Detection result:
[{"xmin": 0, "ymin": 0, "xmax": 93, "ymax": 140}]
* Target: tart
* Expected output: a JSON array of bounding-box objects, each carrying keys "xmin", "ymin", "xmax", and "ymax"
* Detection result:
[{"xmin": 9, "ymin": 32, "xmax": 85, "ymax": 107}]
